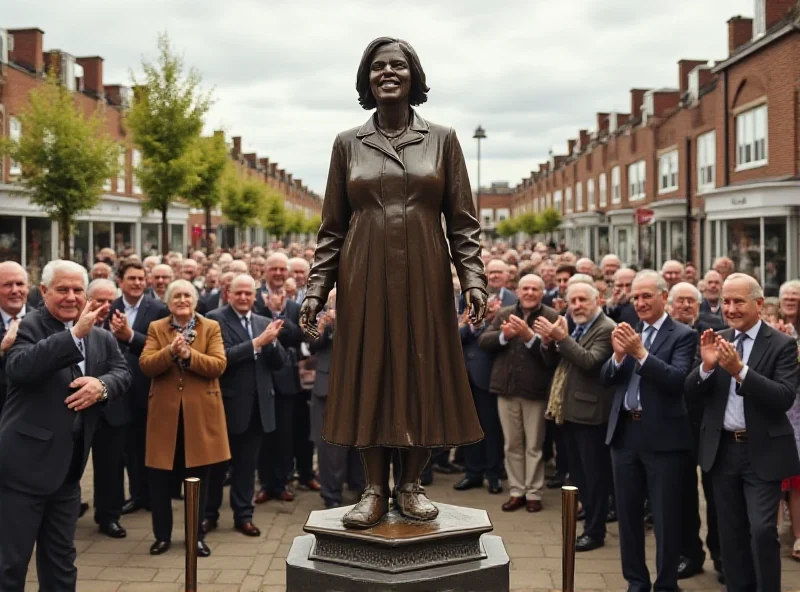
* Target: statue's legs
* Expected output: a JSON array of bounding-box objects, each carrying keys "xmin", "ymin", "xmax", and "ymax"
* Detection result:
[
  {"xmin": 342, "ymin": 446, "xmax": 390, "ymax": 529},
  {"xmin": 396, "ymin": 447, "xmax": 439, "ymax": 521}
]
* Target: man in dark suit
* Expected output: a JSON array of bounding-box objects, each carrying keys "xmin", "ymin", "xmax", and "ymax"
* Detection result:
[
  {"xmin": 602, "ymin": 270, "xmax": 696, "ymax": 592},
  {"xmin": 106, "ymin": 261, "xmax": 170, "ymax": 518},
  {"xmin": 698, "ymin": 270, "xmax": 727, "ymax": 331},
  {"xmin": 454, "ymin": 275, "xmax": 516, "ymax": 494},
  {"xmin": 0, "ymin": 260, "xmax": 130, "ymax": 590},
  {"xmin": 205, "ymin": 275, "xmax": 286, "ymax": 536},
  {"xmin": 537, "ymin": 281, "xmax": 616, "ymax": 552},
  {"xmin": 667, "ymin": 282, "xmax": 723, "ymax": 581},
  {"xmin": 0, "ymin": 262, "xmax": 30, "ymax": 413},
  {"xmin": 254, "ymin": 253, "xmax": 307, "ymax": 502},
  {"xmin": 685, "ymin": 273, "xmax": 800, "ymax": 592},
  {"xmin": 606, "ymin": 267, "xmax": 639, "ymax": 327}
]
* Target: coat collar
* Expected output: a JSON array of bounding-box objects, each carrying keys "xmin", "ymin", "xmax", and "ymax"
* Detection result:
[{"xmin": 356, "ymin": 109, "xmax": 429, "ymax": 167}]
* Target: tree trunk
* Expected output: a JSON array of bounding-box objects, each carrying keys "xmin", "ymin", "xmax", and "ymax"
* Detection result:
[
  {"xmin": 161, "ymin": 207, "xmax": 170, "ymax": 256},
  {"xmin": 61, "ymin": 216, "xmax": 71, "ymax": 260},
  {"xmin": 205, "ymin": 206, "xmax": 212, "ymax": 257}
]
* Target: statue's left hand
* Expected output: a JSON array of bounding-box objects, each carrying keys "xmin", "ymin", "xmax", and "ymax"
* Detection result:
[
  {"xmin": 465, "ymin": 288, "xmax": 488, "ymax": 325},
  {"xmin": 299, "ymin": 296, "xmax": 323, "ymax": 340}
]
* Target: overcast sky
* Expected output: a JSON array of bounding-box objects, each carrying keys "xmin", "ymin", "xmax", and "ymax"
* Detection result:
[{"xmin": 7, "ymin": 0, "xmax": 754, "ymax": 195}]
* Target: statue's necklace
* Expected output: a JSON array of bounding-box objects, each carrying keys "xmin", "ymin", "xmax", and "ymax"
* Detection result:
[{"xmin": 377, "ymin": 124, "xmax": 408, "ymax": 140}]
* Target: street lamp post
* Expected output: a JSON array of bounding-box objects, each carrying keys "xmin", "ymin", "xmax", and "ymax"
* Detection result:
[{"xmin": 473, "ymin": 125, "xmax": 486, "ymax": 227}]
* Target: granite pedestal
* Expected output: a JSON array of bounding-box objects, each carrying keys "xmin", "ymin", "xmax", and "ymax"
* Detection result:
[{"xmin": 286, "ymin": 502, "xmax": 510, "ymax": 591}]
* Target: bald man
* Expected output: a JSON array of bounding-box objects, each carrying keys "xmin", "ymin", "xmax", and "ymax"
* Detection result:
[
  {"xmin": 0, "ymin": 262, "xmax": 30, "ymax": 412},
  {"xmin": 288, "ymin": 258, "xmax": 311, "ymax": 304}
]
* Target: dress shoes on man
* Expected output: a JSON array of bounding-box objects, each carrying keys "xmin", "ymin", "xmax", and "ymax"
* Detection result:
[
  {"xmin": 235, "ymin": 522, "xmax": 261, "ymax": 537},
  {"xmin": 79, "ymin": 502, "xmax": 89, "ymax": 518},
  {"xmin": 342, "ymin": 486, "xmax": 389, "ymax": 528},
  {"xmin": 431, "ymin": 461, "xmax": 460, "ymax": 475},
  {"xmin": 453, "ymin": 477, "xmax": 483, "ymax": 491},
  {"xmin": 99, "ymin": 520, "xmax": 127, "ymax": 539},
  {"xmin": 420, "ymin": 473, "xmax": 433, "ymax": 486},
  {"xmin": 150, "ymin": 540, "xmax": 171, "ymax": 555},
  {"xmin": 526, "ymin": 499, "xmax": 543, "ymax": 513},
  {"xmin": 502, "ymin": 496, "xmax": 526, "ymax": 512},
  {"xmin": 677, "ymin": 556, "xmax": 704, "ymax": 579},
  {"xmin": 606, "ymin": 507, "xmax": 617, "ymax": 523},
  {"xmin": 396, "ymin": 483, "xmax": 439, "ymax": 521},
  {"xmin": 121, "ymin": 499, "xmax": 148, "ymax": 514},
  {"xmin": 301, "ymin": 478, "xmax": 322, "ymax": 491},
  {"xmin": 201, "ymin": 518, "xmax": 218, "ymax": 534},
  {"xmin": 487, "ymin": 478, "xmax": 502, "ymax": 494},
  {"xmin": 575, "ymin": 534, "xmax": 604, "ymax": 552},
  {"xmin": 196, "ymin": 540, "xmax": 211, "ymax": 557},
  {"xmin": 254, "ymin": 489, "xmax": 295, "ymax": 504}
]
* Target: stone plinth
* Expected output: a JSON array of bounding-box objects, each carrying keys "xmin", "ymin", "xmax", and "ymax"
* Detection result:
[{"xmin": 286, "ymin": 502, "xmax": 510, "ymax": 591}]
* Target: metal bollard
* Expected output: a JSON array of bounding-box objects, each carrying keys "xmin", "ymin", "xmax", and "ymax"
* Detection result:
[
  {"xmin": 561, "ymin": 485, "xmax": 579, "ymax": 592},
  {"xmin": 184, "ymin": 477, "xmax": 201, "ymax": 592}
]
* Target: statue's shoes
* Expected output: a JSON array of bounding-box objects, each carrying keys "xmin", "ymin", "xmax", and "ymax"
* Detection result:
[
  {"xmin": 396, "ymin": 483, "xmax": 439, "ymax": 521},
  {"xmin": 342, "ymin": 486, "xmax": 389, "ymax": 529}
]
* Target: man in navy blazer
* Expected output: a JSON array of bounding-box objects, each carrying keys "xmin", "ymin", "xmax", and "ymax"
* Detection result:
[
  {"xmin": 601, "ymin": 270, "xmax": 697, "ymax": 592},
  {"xmin": 205, "ymin": 275, "xmax": 287, "ymax": 536},
  {"xmin": 106, "ymin": 260, "xmax": 169, "ymax": 519}
]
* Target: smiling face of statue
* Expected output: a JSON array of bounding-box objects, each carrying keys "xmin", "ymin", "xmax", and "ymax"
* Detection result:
[{"xmin": 369, "ymin": 44, "xmax": 412, "ymax": 107}]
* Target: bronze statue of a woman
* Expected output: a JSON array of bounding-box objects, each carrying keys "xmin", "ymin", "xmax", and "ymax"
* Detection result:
[{"xmin": 299, "ymin": 37, "xmax": 488, "ymax": 529}]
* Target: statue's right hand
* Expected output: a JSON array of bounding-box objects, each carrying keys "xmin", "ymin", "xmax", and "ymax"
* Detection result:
[{"xmin": 299, "ymin": 296, "xmax": 323, "ymax": 340}]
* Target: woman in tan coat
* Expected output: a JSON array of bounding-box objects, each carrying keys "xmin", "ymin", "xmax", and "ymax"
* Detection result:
[{"xmin": 140, "ymin": 279, "xmax": 229, "ymax": 558}]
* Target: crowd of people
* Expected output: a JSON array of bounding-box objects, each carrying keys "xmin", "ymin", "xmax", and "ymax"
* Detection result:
[{"xmin": 0, "ymin": 239, "xmax": 797, "ymax": 592}]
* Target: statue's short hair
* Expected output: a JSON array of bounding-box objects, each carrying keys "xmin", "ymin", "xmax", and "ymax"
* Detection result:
[{"xmin": 356, "ymin": 38, "xmax": 429, "ymax": 110}]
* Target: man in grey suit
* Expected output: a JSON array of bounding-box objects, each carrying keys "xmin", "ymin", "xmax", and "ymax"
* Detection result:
[
  {"xmin": 685, "ymin": 273, "xmax": 800, "ymax": 592},
  {"xmin": 536, "ymin": 281, "xmax": 615, "ymax": 552},
  {"xmin": 205, "ymin": 275, "xmax": 287, "ymax": 536},
  {"xmin": 0, "ymin": 260, "xmax": 130, "ymax": 591}
]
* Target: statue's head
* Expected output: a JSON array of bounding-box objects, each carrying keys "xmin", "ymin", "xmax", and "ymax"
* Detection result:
[{"xmin": 356, "ymin": 37, "xmax": 429, "ymax": 110}]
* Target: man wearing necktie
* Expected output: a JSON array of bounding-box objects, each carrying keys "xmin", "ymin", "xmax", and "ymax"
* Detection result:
[
  {"xmin": 601, "ymin": 270, "xmax": 697, "ymax": 592},
  {"xmin": 685, "ymin": 273, "xmax": 799, "ymax": 592},
  {"xmin": 0, "ymin": 260, "xmax": 130, "ymax": 591},
  {"xmin": 0, "ymin": 261, "xmax": 29, "ymax": 413}
]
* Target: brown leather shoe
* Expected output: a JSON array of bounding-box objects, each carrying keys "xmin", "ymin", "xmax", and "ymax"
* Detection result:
[
  {"xmin": 502, "ymin": 496, "xmax": 526, "ymax": 512},
  {"xmin": 235, "ymin": 522, "xmax": 261, "ymax": 537},
  {"xmin": 396, "ymin": 483, "xmax": 439, "ymax": 521},
  {"xmin": 254, "ymin": 490, "xmax": 270, "ymax": 504},
  {"xmin": 526, "ymin": 499, "xmax": 543, "ymax": 513},
  {"xmin": 304, "ymin": 478, "xmax": 322, "ymax": 492},
  {"xmin": 200, "ymin": 518, "xmax": 218, "ymax": 534},
  {"xmin": 342, "ymin": 486, "xmax": 389, "ymax": 529},
  {"xmin": 277, "ymin": 489, "xmax": 295, "ymax": 502}
]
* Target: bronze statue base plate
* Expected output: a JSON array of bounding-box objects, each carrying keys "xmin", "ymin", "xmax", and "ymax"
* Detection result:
[{"xmin": 286, "ymin": 503, "xmax": 509, "ymax": 591}]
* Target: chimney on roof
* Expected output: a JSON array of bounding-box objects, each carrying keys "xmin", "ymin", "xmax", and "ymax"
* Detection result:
[
  {"xmin": 728, "ymin": 16, "xmax": 753, "ymax": 54},
  {"xmin": 243, "ymin": 153, "xmax": 257, "ymax": 169},
  {"xmin": 76, "ymin": 57, "xmax": 103, "ymax": 97},
  {"xmin": 567, "ymin": 139, "xmax": 577, "ymax": 156},
  {"xmin": 678, "ymin": 59, "xmax": 708, "ymax": 94},
  {"xmin": 279, "ymin": 169, "xmax": 286, "ymax": 182},
  {"xmin": 270, "ymin": 163, "xmax": 278, "ymax": 177},
  {"xmin": 232, "ymin": 137, "xmax": 242, "ymax": 159},
  {"xmin": 259, "ymin": 157, "xmax": 270, "ymax": 171},
  {"xmin": 294, "ymin": 179, "xmax": 303, "ymax": 190},
  {"xmin": 764, "ymin": 0, "xmax": 797, "ymax": 31},
  {"xmin": 8, "ymin": 28, "xmax": 44, "ymax": 74},
  {"xmin": 630, "ymin": 89, "xmax": 649, "ymax": 120},
  {"xmin": 579, "ymin": 129, "xmax": 590, "ymax": 149}
]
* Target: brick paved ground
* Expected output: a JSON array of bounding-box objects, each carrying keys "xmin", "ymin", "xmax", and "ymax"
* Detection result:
[{"xmin": 25, "ymin": 464, "xmax": 800, "ymax": 591}]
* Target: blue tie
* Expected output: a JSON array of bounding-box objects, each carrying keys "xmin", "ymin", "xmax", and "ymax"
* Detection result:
[
  {"xmin": 242, "ymin": 316, "xmax": 253, "ymax": 339},
  {"xmin": 571, "ymin": 324, "xmax": 586, "ymax": 342},
  {"xmin": 624, "ymin": 326, "xmax": 655, "ymax": 411}
]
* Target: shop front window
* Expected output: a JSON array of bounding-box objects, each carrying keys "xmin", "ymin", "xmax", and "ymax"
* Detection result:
[
  {"xmin": 617, "ymin": 227, "xmax": 630, "ymax": 266},
  {"xmin": 26, "ymin": 217, "xmax": 52, "ymax": 283},
  {"xmin": 74, "ymin": 221, "xmax": 90, "ymax": 268},
  {"xmin": 598, "ymin": 226, "xmax": 610, "ymax": 259},
  {"xmin": 763, "ymin": 217, "xmax": 786, "ymax": 297},
  {"xmin": 170, "ymin": 224, "xmax": 184, "ymax": 255},
  {"xmin": 658, "ymin": 221, "xmax": 668, "ymax": 267},
  {"xmin": 639, "ymin": 224, "xmax": 655, "ymax": 269},
  {"xmin": 725, "ymin": 219, "xmax": 760, "ymax": 281},
  {"xmin": 670, "ymin": 221, "xmax": 685, "ymax": 262},
  {"xmin": 93, "ymin": 221, "xmax": 111, "ymax": 259},
  {"xmin": 219, "ymin": 225, "xmax": 236, "ymax": 249},
  {"xmin": 142, "ymin": 223, "xmax": 160, "ymax": 256},
  {"xmin": 114, "ymin": 222, "xmax": 134, "ymax": 256},
  {"xmin": 0, "ymin": 216, "xmax": 22, "ymax": 263}
]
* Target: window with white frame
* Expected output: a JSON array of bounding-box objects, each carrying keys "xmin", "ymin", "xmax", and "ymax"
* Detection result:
[
  {"xmin": 697, "ymin": 131, "xmax": 716, "ymax": 192},
  {"xmin": 496, "ymin": 208, "xmax": 510, "ymax": 221},
  {"xmin": 611, "ymin": 166, "xmax": 621, "ymax": 204},
  {"xmin": 587, "ymin": 179, "xmax": 595, "ymax": 210},
  {"xmin": 754, "ymin": 0, "xmax": 766, "ymax": 38},
  {"xmin": 565, "ymin": 187, "xmax": 573, "ymax": 213},
  {"xmin": 554, "ymin": 190, "xmax": 562, "ymax": 213},
  {"xmin": 628, "ymin": 160, "xmax": 646, "ymax": 201},
  {"xmin": 480, "ymin": 208, "xmax": 494, "ymax": 225},
  {"xmin": 658, "ymin": 150, "xmax": 679, "ymax": 193},
  {"xmin": 9, "ymin": 117, "xmax": 22, "ymax": 176},
  {"xmin": 598, "ymin": 173, "xmax": 608, "ymax": 207},
  {"xmin": 736, "ymin": 104, "xmax": 767, "ymax": 169},
  {"xmin": 576, "ymin": 183, "xmax": 583, "ymax": 211},
  {"xmin": 117, "ymin": 147, "xmax": 127, "ymax": 193},
  {"xmin": 132, "ymin": 149, "xmax": 142, "ymax": 194}
]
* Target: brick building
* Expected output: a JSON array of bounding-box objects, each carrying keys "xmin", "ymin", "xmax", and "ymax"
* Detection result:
[
  {"xmin": 476, "ymin": 181, "xmax": 514, "ymax": 236},
  {"xmin": 511, "ymin": 0, "xmax": 800, "ymax": 295},
  {"xmin": 0, "ymin": 26, "xmax": 320, "ymax": 273}
]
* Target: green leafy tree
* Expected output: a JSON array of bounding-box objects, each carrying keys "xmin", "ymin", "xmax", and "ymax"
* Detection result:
[
  {"xmin": 184, "ymin": 133, "xmax": 229, "ymax": 255},
  {"xmin": 496, "ymin": 217, "xmax": 519, "ymax": 238},
  {"xmin": 0, "ymin": 75, "xmax": 118, "ymax": 259},
  {"xmin": 261, "ymin": 193, "xmax": 287, "ymax": 239},
  {"xmin": 538, "ymin": 207, "xmax": 562, "ymax": 234},
  {"xmin": 127, "ymin": 32, "xmax": 211, "ymax": 255},
  {"xmin": 222, "ymin": 173, "xmax": 265, "ymax": 239},
  {"xmin": 304, "ymin": 215, "xmax": 322, "ymax": 236},
  {"xmin": 517, "ymin": 212, "xmax": 540, "ymax": 236},
  {"xmin": 285, "ymin": 210, "xmax": 307, "ymax": 236}
]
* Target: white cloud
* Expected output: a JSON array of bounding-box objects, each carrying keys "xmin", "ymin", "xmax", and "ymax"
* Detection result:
[{"xmin": 4, "ymin": 0, "xmax": 755, "ymax": 194}]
